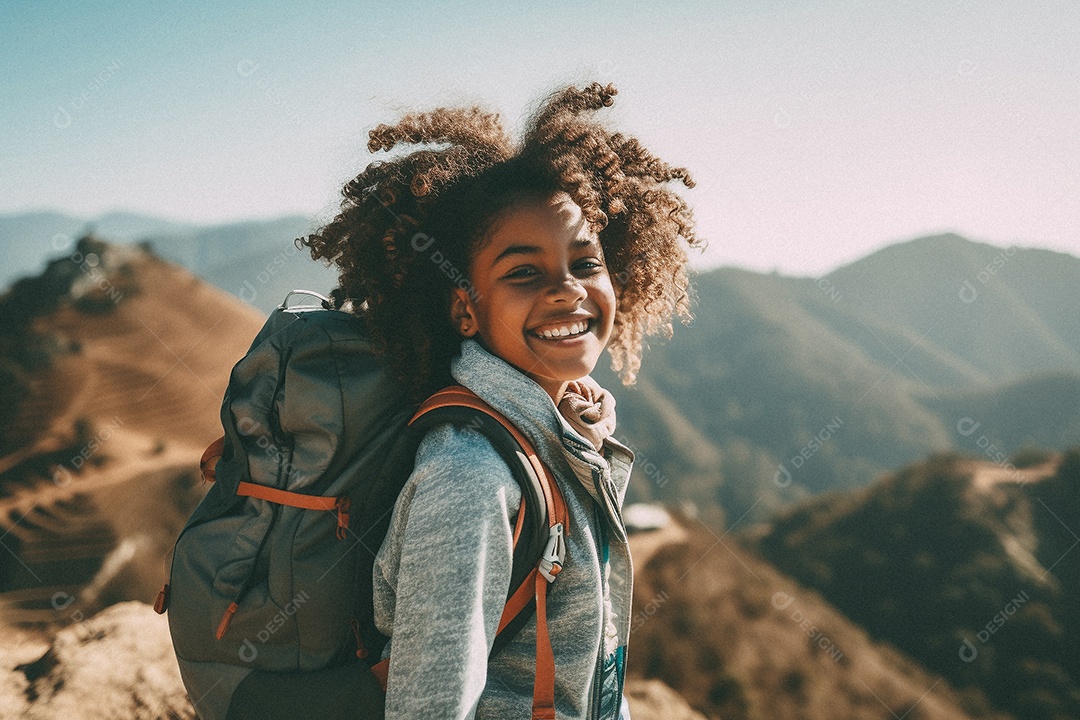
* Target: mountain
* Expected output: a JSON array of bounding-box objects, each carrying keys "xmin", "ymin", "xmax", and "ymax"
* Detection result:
[
  {"xmin": 0, "ymin": 211, "xmax": 338, "ymax": 312},
  {"xmin": 0, "ymin": 240, "xmax": 708, "ymax": 719},
  {"xmin": 747, "ymin": 451, "xmax": 1080, "ymax": 720},
  {"xmin": 628, "ymin": 515, "xmax": 1005, "ymax": 719},
  {"xmin": 4, "ymin": 216, "xmax": 1078, "ymax": 523},
  {"xmin": 823, "ymin": 235, "xmax": 1080, "ymax": 383},
  {"xmin": 930, "ymin": 372, "xmax": 1080, "ymax": 453},
  {"xmin": 0, "ymin": 211, "xmax": 199, "ymax": 290},
  {"xmin": 0, "ymin": 237, "xmax": 265, "ymax": 620},
  {"xmin": 1, "ymin": 238, "xmax": 1073, "ymax": 718},
  {"xmin": 593, "ymin": 234, "xmax": 1080, "ymax": 522}
]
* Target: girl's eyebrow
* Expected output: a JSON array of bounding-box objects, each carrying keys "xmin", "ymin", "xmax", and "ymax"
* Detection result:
[
  {"xmin": 493, "ymin": 237, "xmax": 597, "ymax": 264},
  {"xmin": 493, "ymin": 244, "xmax": 541, "ymax": 263}
]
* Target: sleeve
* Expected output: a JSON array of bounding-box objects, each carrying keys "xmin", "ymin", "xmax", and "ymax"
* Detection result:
[{"xmin": 379, "ymin": 423, "xmax": 524, "ymax": 720}]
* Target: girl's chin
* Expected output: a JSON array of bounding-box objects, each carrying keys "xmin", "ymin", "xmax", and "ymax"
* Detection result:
[
  {"xmin": 480, "ymin": 335, "xmax": 607, "ymax": 388},
  {"xmin": 525, "ymin": 328, "xmax": 609, "ymax": 356},
  {"xmin": 527, "ymin": 357, "xmax": 602, "ymax": 387}
]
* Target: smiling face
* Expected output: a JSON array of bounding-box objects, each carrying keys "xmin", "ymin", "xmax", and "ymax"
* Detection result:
[{"xmin": 449, "ymin": 192, "xmax": 617, "ymax": 402}]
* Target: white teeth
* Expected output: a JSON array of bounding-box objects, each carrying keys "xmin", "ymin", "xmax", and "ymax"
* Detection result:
[{"xmin": 536, "ymin": 321, "xmax": 589, "ymax": 339}]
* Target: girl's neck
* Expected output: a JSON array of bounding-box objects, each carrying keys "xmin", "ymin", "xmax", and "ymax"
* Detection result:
[
  {"xmin": 536, "ymin": 379, "xmax": 569, "ymax": 405},
  {"xmin": 473, "ymin": 336, "xmax": 570, "ymax": 404}
]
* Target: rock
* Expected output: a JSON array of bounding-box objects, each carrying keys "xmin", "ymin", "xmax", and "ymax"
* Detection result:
[
  {"xmin": 625, "ymin": 678, "xmax": 708, "ymax": 720},
  {"xmin": 1, "ymin": 601, "xmax": 705, "ymax": 720},
  {"xmin": 1, "ymin": 601, "xmax": 194, "ymax": 720},
  {"xmin": 623, "ymin": 503, "xmax": 672, "ymax": 534}
]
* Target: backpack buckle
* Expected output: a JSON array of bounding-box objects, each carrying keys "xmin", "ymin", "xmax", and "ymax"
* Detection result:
[
  {"xmin": 537, "ymin": 523, "xmax": 565, "ymax": 582},
  {"xmin": 335, "ymin": 496, "xmax": 351, "ymax": 541}
]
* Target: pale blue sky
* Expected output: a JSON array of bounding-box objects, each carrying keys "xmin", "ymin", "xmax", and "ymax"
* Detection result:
[{"xmin": 3, "ymin": 0, "xmax": 1078, "ymax": 274}]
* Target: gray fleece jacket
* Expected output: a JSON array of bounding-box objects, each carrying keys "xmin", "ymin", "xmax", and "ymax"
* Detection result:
[{"xmin": 372, "ymin": 339, "xmax": 635, "ymax": 719}]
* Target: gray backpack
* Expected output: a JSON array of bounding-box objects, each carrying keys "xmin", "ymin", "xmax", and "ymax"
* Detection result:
[{"xmin": 157, "ymin": 291, "xmax": 566, "ymax": 720}]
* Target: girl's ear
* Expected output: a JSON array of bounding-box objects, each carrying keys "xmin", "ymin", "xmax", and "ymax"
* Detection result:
[{"xmin": 449, "ymin": 287, "xmax": 478, "ymax": 337}]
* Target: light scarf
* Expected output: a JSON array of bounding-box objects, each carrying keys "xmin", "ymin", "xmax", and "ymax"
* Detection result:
[{"xmin": 556, "ymin": 377, "xmax": 616, "ymax": 451}]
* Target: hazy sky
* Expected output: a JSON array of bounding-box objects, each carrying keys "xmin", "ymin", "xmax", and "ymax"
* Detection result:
[{"xmin": 3, "ymin": 0, "xmax": 1078, "ymax": 274}]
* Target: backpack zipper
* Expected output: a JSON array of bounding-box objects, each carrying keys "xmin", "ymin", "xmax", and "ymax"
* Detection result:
[
  {"xmin": 153, "ymin": 468, "xmax": 237, "ymax": 616},
  {"xmin": 215, "ymin": 502, "xmax": 281, "ymax": 639}
]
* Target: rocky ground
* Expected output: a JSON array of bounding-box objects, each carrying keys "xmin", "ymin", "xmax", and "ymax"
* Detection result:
[
  {"xmin": 0, "ymin": 601, "xmax": 703, "ymax": 720},
  {"xmin": 0, "ymin": 602, "xmax": 194, "ymax": 719}
]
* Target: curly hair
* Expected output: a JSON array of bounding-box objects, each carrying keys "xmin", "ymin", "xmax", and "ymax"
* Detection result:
[{"xmin": 300, "ymin": 82, "xmax": 702, "ymax": 401}]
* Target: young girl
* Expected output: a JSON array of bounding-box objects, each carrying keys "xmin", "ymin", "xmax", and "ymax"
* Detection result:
[{"xmin": 302, "ymin": 82, "xmax": 700, "ymax": 720}]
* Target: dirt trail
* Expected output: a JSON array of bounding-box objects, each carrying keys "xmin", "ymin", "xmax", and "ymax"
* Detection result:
[
  {"xmin": 0, "ymin": 247, "xmax": 265, "ymax": 626},
  {"xmin": 629, "ymin": 520, "xmax": 689, "ymax": 569},
  {"xmin": 965, "ymin": 458, "xmax": 1058, "ymax": 492}
]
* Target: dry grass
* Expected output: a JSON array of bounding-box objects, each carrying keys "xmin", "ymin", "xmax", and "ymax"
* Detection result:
[
  {"xmin": 0, "ymin": 246, "xmax": 264, "ymax": 626},
  {"xmin": 627, "ymin": 520, "xmax": 1006, "ymax": 720}
]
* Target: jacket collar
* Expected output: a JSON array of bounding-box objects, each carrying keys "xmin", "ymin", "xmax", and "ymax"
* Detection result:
[{"xmin": 450, "ymin": 339, "xmax": 634, "ymax": 539}]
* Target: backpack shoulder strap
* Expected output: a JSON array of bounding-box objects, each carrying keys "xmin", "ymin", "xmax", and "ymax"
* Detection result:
[
  {"xmin": 411, "ymin": 386, "xmax": 566, "ymax": 526},
  {"xmin": 401, "ymin": 385, "xmax": 567, "ymax": 720}
]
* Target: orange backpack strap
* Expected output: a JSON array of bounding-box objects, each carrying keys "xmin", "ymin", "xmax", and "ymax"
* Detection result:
[
  {"xmin": 200, "ymin": 436, "xmax": 226, "ymax": 482},
  {"xmin": 411, "ymin": 385, "xmax": 567, "ymax": 719},
  {"xmin": 370, "ymin": 658, "xmax": 390, "ymax": 692},
  {"xmin": 236, "ymin": 482, "xmax": 351, "ymax": 541},
  {"xmin": 200, "ymin": 436, "xmax": 351, "ymax": 541},
  {"xmin": 412, "ymin": 386, "xmax": 568, "ymax": 531}
]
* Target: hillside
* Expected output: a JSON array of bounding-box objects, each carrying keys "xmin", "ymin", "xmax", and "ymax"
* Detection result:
[
  {"xmin": 5, "ymin": 219, "xmax": 1078, "ymax": 523},
  {"xmin": 0, "ymin": 526, "xmax": 1008, "ymax": 720},
  {"xmin": 628, "ymin": 516, "xmax": 1006, "ymax": 719},
  {"xmin": 0, "ymin": 211, "xmax": 336, "ymax": 312},
  {"xmin": 823, "ymin": 235, "xmax": 1080, "ymax": 382},
  {"xmin": 930, "ymin": 372, "xmax": 1080, "ymax": 453},
  {"xmin": 0, "ymin": 237, "xmax": 265, "ymax": 623},
  {"xmin": 748, "ymin": 451, "xmax": 1080, "ymax": 720},
  {"xmin": 0, "ymin": 238, "xmax": 712, "ymax": 720},
  {"xmin": 595, "ymin": 235, "xmax": 1080, "ymax": 522}
]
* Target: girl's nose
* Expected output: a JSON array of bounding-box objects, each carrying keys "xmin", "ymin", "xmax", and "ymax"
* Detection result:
[{"xmin": 548, "ymin": 273, "xmax": 587, "ymax": 304}]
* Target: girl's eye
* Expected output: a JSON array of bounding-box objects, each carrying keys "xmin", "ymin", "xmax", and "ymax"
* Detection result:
[
  {"xmin": 504, "ymin": 266, "xmax": 540, "ymax": 280},
  {"xmin": 503, "ymin": 258, "xmax": 604, "ymax": 281}
]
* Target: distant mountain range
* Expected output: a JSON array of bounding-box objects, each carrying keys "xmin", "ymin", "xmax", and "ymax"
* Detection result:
[
  {"xmin": 594, "ymin": 234, "xmax": 1080, "ymax": 522},
  {"xmin": 1, "ymin": 236, "xmax": 1076, "ymax": 718},
  {"xmin": 0, "ymin": 210, "xmax": 337, "ymax": 312},
  {"xmin": 2, "ymin": 213, "xmax": 1078, "ymax": 524}
]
